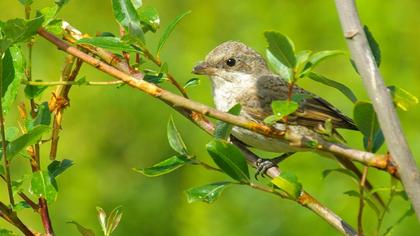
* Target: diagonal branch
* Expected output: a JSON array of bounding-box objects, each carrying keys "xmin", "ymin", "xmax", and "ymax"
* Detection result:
[
  {"xmin": 37, "ymin": 28, "xmax": 395, "ymax": 175},
  {"xmin": 38, "ymin": 28, "xmax": 357, "ymax": 235},
  {"xmin": 36, "ymin": 26, "xmax": 405, "ymax": 235},
  {"xmin": 334, "ymin": 0, "xmax": 420, "ymax": 221}
]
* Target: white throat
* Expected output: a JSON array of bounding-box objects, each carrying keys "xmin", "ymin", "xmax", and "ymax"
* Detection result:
[{"xmin": 210, "ymin": 72, "xmax": 255, "ymax": 112}]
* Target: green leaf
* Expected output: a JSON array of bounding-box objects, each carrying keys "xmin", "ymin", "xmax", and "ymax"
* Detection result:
[
  {"xmin": 11, "ymin": 179, "xmax": 24, "ymax": 196},
  {"xmin": 67, "ymin": 221, "xmax": 96, "ymax": 236},
  {"xmin": 77, "ymin": 37, "xmax": 138, "ymax": 53},
  {"xmin": 156, "ymin": 10, "xmax": 191, "ymax": 56},
  {"xmin": 24, "ymin": 80, "xmax": 48, "ymax": 99},
  {"xmin": 75, "ymin": 76, "xmax": 88, "ymax": 85},
  {"xmin": 44, "ymin": 19, "xmax": 63, "ymax": 36},
  {"xmin": 138, "ymin": 6, "xmax": 160, "ymax": 33},
  {"xmin": 353, "ymin": 101, "xmax": 384, "ymax": 152},
  {"xmin": 133, "ymin": 155, "xmax": 191, "ymax": 177},
  {"xmin": 143, "ymin": 71, "xmax": 166, "ymax": 84},
  {"xmin": 307, "ymin": 72, "xmax": 357, "ymax": 103},
  {"xmin": 296, "ymin": 50, "xmax": 311, "ymax": 66},
  {"xmin": 363, "ymin": 25, "xmax": 381, "ymax": 67},
  {"xmin": 271, "ymin": 172, "xmax": 302, "ymax": 199},
  {"xmin": 183, "ymin": 78, "xmax": 200, "ymax": 89},
  {"xmin": 185, "ymin": 182, "xmax": 232, "ymax": 204},
  {"xmin": 0, "ymin": 165, "xmax": 4, "ymax": 175},
  {"xmin": 48, "ymin": 159, "xmax": 74, "ymax": 178},
  {"xmin": 0, "ymin": 16, "xmax": 44, "ymax": 53},
  {"xmin": 263, "ymin": 114, "xmax": 281, "ymax": 125},
  {"xmin": 271, "ymin": 100, "xmax": 299, "ymax": 118},
  {"xmin": 343, "ymin": 190, "xmax": 380, "ymax": 217},
  {"xmin": 363, "ymin": 132, "xmax": 384, "ymax": 154},
  {"xmin": 295, "ymin": 50, "xmax": 312, "ymax": 74},
  {"xmin": 266, "ymin": 49, "xmax": 291, "ymax": 81},
  {"xmin": 37, "ymin": 6, "xmax": 60, "ymax": 26},
  {"xmin": 383, "ymin": 206, "xmax": 414, "ymax": 236},
  {"xmin": 206, "ymin": 139, "xmax": 249, "ymax": 182},
  {"xmin": 0, "ymin": 228, "xmax": 18, "ymax": 236},
  {"xmin": 264, "ymin": 31, "xmax": 296, "ymax": 68},
  {"xmin": 214, "ymin": 104, "xmax": 241, "ymax": 140},
  {"xmin": 1, "ymin": 46, "xmax": 25, "ymax": 114},
  {"xmin": 167, "ymin": 116, "xmax": 188, "ymax": 155},
  {"xmin": 302, "ymin": 50, "xmax": 344, "ymax": 74},
  {"xmin": 112, "ymin": 0, "xmax": 145, "ymax": 44},
  {"xmin": 322, "ymin": 168, "xmax": 358, "ymax": 182},
  {"xmin": 30, "ymin": 170, "xmax": 57, "ymax": 203},
  {"xmin": 4, "ymin": 125, "xmax": 50, "ymax": 160},
  {"xmin": 388, "ymin": 86, "xmax": 418, "ymax": 111},
  {"xmin": 33, "ymin": 102, "xmax": 51, "ymax": 126},
  {"xmin": 12, "ymin": 201, "xmax": 31, "ymax": 211},
  {"xmin": 18, "ymin": 0, "xmax": 34, "ymax": 5}
]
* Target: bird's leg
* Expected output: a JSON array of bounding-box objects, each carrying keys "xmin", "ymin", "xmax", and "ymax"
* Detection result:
[{"xmin": 255, "ymin": 152, "xmax": 295, "ymax": 179}]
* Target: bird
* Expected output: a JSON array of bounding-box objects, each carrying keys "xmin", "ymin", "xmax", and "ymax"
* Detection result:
[
  {"xmin": 192, "ymin": 41, "xmax": 385, "ymax": 207},
  {"xmin": 192, "ymin": 41, "xmax": 357, "ymax": 155}
]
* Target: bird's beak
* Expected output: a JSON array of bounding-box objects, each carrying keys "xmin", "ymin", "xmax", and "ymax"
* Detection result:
[{"xmin": 192, "ymin": 61, "xmax": 214, "ymax": 75}]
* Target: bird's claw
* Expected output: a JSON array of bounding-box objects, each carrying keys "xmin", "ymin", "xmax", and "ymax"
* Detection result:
[{"xmin": 254, "ymin": 152, "xmax": 296, "ymax": 180}]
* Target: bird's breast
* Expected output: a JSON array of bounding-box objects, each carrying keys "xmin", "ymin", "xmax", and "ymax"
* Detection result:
[{"xmin": 210, "ymin": 74, "xmax": 256, "ymax": 112}]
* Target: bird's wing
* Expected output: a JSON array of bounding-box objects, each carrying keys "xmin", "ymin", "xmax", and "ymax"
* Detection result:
[
  {"xmin": 292, "ymin": 87, "xmax": 358, "ymax": 130},
  {"xmin": 237, "ymin": 75, "xmax": 357, "ymax": 130}
]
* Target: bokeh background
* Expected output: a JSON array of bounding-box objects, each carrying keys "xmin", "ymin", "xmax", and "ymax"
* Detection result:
[{"xmin": 1, "ymin": 0, "xmax": 420, "ymax": 235}]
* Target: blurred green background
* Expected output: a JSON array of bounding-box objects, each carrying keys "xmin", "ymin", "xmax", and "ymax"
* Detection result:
[{"xmin": 1, "ymin": 0, "xmax": 420, "ymax": 235}]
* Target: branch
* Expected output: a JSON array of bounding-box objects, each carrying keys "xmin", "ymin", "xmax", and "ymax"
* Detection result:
[
  {"xmin": 37, "ymin": 27, "xmax": 361, "ymax": 235},
  {"xmin": 23, "ymin": 80, "xmax": 124, "ymax": 86},
  {"xmin": 334, "ymin": 0, "xmax": 420, "ymax": 220},
  {"xmin": 37, "ymin": 28, "xmax": 395, "ymax": 175},
  {"xmin": 0, "ymin": 201, "xmax": 36, "ymax": 236}
]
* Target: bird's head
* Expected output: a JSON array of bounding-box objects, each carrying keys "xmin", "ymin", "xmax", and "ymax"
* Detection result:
[{"xmin": 192, "ymin": 41, "xmax": 270, "ymax": 79}]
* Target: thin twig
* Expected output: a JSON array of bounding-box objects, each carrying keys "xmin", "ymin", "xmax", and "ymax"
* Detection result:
[
  {"xmin": 23, "ymin": 80, "xmax": 124, "ymax": 86},
  {"xmin": 335, "ymin": 0, "xmax": 420, "ymax": 221},
  {"xmin": 49, "ymin": 55, "xmax": 82, "ymax": 159},
  {"xmin": 18, "ymin": 192, "xmax": 39, "ymax": 211},
  {"xmin": 0, "ymin": 201, "xmax": 35, "ymax": 236},
  {"xmin": 357, "ymin": 166, "xmax": 369, "ymax": 235},
  {"xmin": 64, "ymin": 21, "xmax": 189, "ymax": 98},
  {"xmin": 191, "ymin": 159, "xmax": 223, "ymax": 173},
  {"xmin": 376, "ymin": 179, "xmax": 395, "ymax": 234}
]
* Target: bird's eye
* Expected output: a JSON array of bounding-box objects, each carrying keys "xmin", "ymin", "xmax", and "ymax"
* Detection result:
[{"xmin": 226, "ymin": 58, "xmax": 236, "ymax": 67}]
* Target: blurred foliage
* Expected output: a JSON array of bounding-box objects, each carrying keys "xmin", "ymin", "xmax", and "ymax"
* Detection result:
[{"xmin": 1, "ymin": 0, "xmax": 420, "ymax": 235}]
